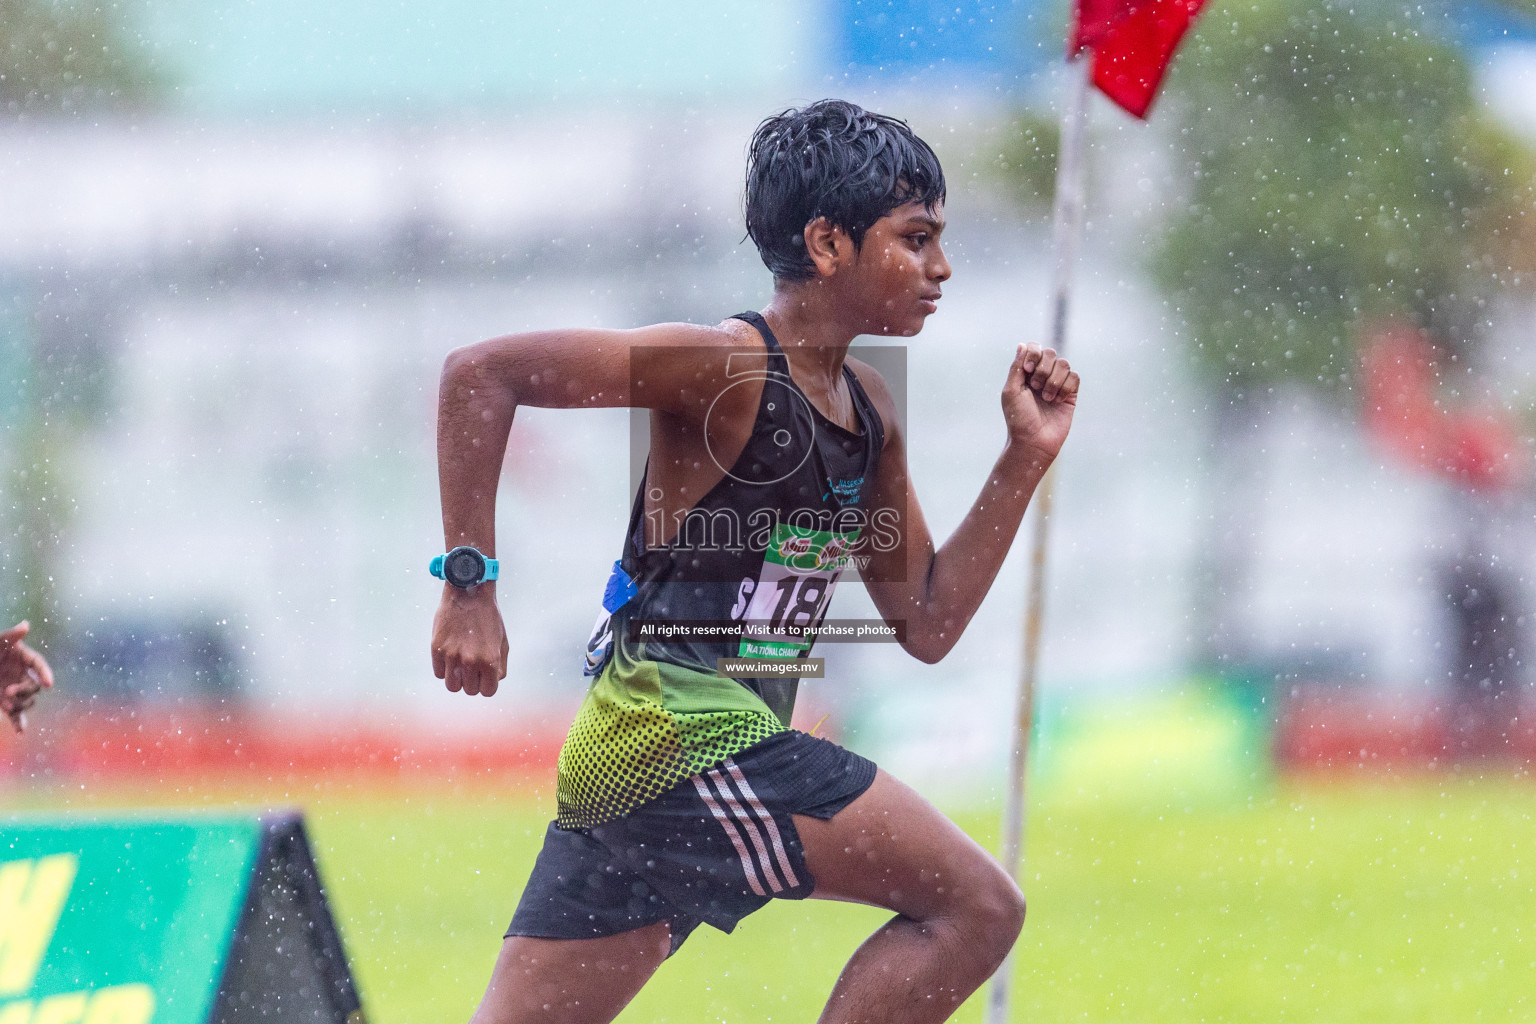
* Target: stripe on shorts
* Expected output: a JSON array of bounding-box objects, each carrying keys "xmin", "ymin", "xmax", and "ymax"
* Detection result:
[
  {"xmin": 692, "ymin": 775, "xmax": 768, "ymax": 897},
  {"xmin": 724, "ymin": 758, "xmax": 801, "ymax": 890},
  {"xmin": 708, "ymin": 768, "xmax": 785, "ymax": 893}
]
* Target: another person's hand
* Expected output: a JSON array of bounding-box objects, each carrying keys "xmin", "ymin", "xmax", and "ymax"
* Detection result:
[
  {"xmin": 431, "ymin": 587, "xmax": 509, "ymax": 697},
  {"xmin": 1, "ymin": 621, "xmax": 54, "ymax": 734}
]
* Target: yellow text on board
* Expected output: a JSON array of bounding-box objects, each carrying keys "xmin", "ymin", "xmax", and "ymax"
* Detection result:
[
  {"xmin": 0, "ymin": 856, "xmax": 156, "ymax": 1024},
  {"xmin": 0, "ymin": 856, "xmax": 76, "ymax": 996},
  {"xmin": 0, "ymin": 987, "xmax": 155, "ymax": 1024}
]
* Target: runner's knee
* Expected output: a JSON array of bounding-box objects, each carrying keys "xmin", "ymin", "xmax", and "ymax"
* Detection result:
[{"xmin": 944, "ymin": 864, "xmax": 1025, "ymax": 954}]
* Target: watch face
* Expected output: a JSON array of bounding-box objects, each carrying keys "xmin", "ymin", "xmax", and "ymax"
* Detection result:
[{"xmin": 445, "ymin": 548, "xmax": 485, "ymax": 587}]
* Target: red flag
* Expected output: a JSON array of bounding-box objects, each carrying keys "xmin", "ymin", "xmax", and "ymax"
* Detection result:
[{"xmin": 1071, "ymin": 0, "xmax": 1209, "ymax": 118}]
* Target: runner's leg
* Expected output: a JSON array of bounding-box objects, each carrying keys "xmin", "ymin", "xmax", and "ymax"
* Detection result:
[
  {"xmin": 469, "ymin": 923, "xmax": 671, "ymax": 1024},
  {"xmin": 795, "ymin": 769, "xmax": 1026, "ymax": 1024}
]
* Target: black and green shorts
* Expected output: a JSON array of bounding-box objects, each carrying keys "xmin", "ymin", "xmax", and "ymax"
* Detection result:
[{"xmin": 506, "ymin": 730, "xmax": 877, "ymax": 954}]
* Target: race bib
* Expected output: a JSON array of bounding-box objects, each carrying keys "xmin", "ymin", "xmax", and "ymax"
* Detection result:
[{"xmin": 733, "ymin": 523, "xmax": 860, "ymax": 659}]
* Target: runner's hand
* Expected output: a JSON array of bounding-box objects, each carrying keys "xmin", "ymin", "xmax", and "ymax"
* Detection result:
[
  {"xmin": 431, "ymin": 586, "xmax": 509, "ymax": 697},
  {"xmin": 1, "ymin": 621, "xmax": 54, "ymax": 734},
  {"xmin": 1002, "ymin": 343, "xmax": 1078, "ymax": 461}
]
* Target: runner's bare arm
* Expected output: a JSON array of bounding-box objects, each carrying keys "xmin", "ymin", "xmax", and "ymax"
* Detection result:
[
  {"xmin": 432, "ymin": 322, "xmax": 747, "ymax": 697},
  {"xmin": 853, "ymin": 344, "xmax": 1078, "ymax": 663}
]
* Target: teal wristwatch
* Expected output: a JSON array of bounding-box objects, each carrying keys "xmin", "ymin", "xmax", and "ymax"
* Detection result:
[{"xmin": 431, "ymin": 546, "xmax": 500, "ymax": 589}]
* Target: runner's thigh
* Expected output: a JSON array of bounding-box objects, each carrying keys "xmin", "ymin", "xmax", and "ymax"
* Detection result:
[
  {"xmin": 471, "ymin": 924, "xmax": 671, "ymax": 1024},
  {"xmin": 794, "ymin": 769, "xmax": 1016, "ymax": 920}
]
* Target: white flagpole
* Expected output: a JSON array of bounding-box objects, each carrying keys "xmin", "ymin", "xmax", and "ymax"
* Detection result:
[{"xmin": 985, "ymin": 51, "xmax": 1092, "ymax": 1024}]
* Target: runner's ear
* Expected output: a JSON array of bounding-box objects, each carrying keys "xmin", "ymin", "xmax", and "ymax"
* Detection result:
[{"xmin": 803, "ymin": 217, "xmax": 848, "ymax": 278}]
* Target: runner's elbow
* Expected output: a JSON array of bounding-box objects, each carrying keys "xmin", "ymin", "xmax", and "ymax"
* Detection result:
[
  {"xmin": 441, "ymin": 344, "xmax": 476, "ymax": 394},
  {"xmin": 442, "ymin": 342, "xmax": 489, "ymax": 387},
  {"xmin": 442, "ymin": 341, "xmax": 517, "ymax": 406},
  {"xmin": 903, "ymin": 634, "xmax": 952, "ymax": 664},
  {"xmin": 902, "ymin": 610, "xmax": 969, "ymax": 663}
]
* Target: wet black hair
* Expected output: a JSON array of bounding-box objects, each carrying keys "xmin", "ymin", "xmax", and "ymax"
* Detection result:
[{"xmin": 744, "ymin": 99, "xmax": 946, "ymax": 283}]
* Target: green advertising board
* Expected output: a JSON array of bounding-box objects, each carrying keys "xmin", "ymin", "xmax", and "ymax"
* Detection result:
[{"xmin": 0, "ymin": 814, "xmax": 363, "ymax": 1024}]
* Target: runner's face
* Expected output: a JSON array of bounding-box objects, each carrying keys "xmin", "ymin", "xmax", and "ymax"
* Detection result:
[{"xmin": 847, "ymin": 200, "xmax": 950, "ymax": 337}]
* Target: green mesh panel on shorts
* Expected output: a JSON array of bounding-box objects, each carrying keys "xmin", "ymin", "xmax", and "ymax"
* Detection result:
[{"xmin": 555, "ymin": 651, "xmax": 784, "ymax": 830}]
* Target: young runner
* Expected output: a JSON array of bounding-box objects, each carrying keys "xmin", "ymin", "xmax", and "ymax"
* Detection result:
[{"xmin": 431, "ymin": 98, "xmax": 1078, "ymax": 1024}]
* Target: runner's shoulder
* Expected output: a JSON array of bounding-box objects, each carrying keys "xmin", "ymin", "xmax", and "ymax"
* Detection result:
[
  {"xmin": 631, "ymin": 319, "xmax": 763, "ymax": 351},
  {"xmin": 628, "ymin": 320, "xmax": 766, "ymax": 376},
  {"xmin": 623, "ymin": 319, "xmax": 769, "ymax": 417}
]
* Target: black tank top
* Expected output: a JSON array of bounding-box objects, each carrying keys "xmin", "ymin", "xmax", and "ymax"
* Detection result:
[{"xmin": 585, "ymin": 310, "xmax": 886, "ymax": 725}]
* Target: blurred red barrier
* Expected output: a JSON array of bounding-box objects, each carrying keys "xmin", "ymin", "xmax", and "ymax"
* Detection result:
[
  {"xmin": 1275, "ymin": 687, "xmax": 1536, "ymax": 771},
  {"xmin": 0, "ymin": 708, "xmax": 566, "ymax": 780}
]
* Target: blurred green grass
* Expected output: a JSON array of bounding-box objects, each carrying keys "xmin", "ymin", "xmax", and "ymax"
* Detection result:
[{"xmin": 11, "ymin": 767, "xmax": 1532, "ymax": 1023}]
